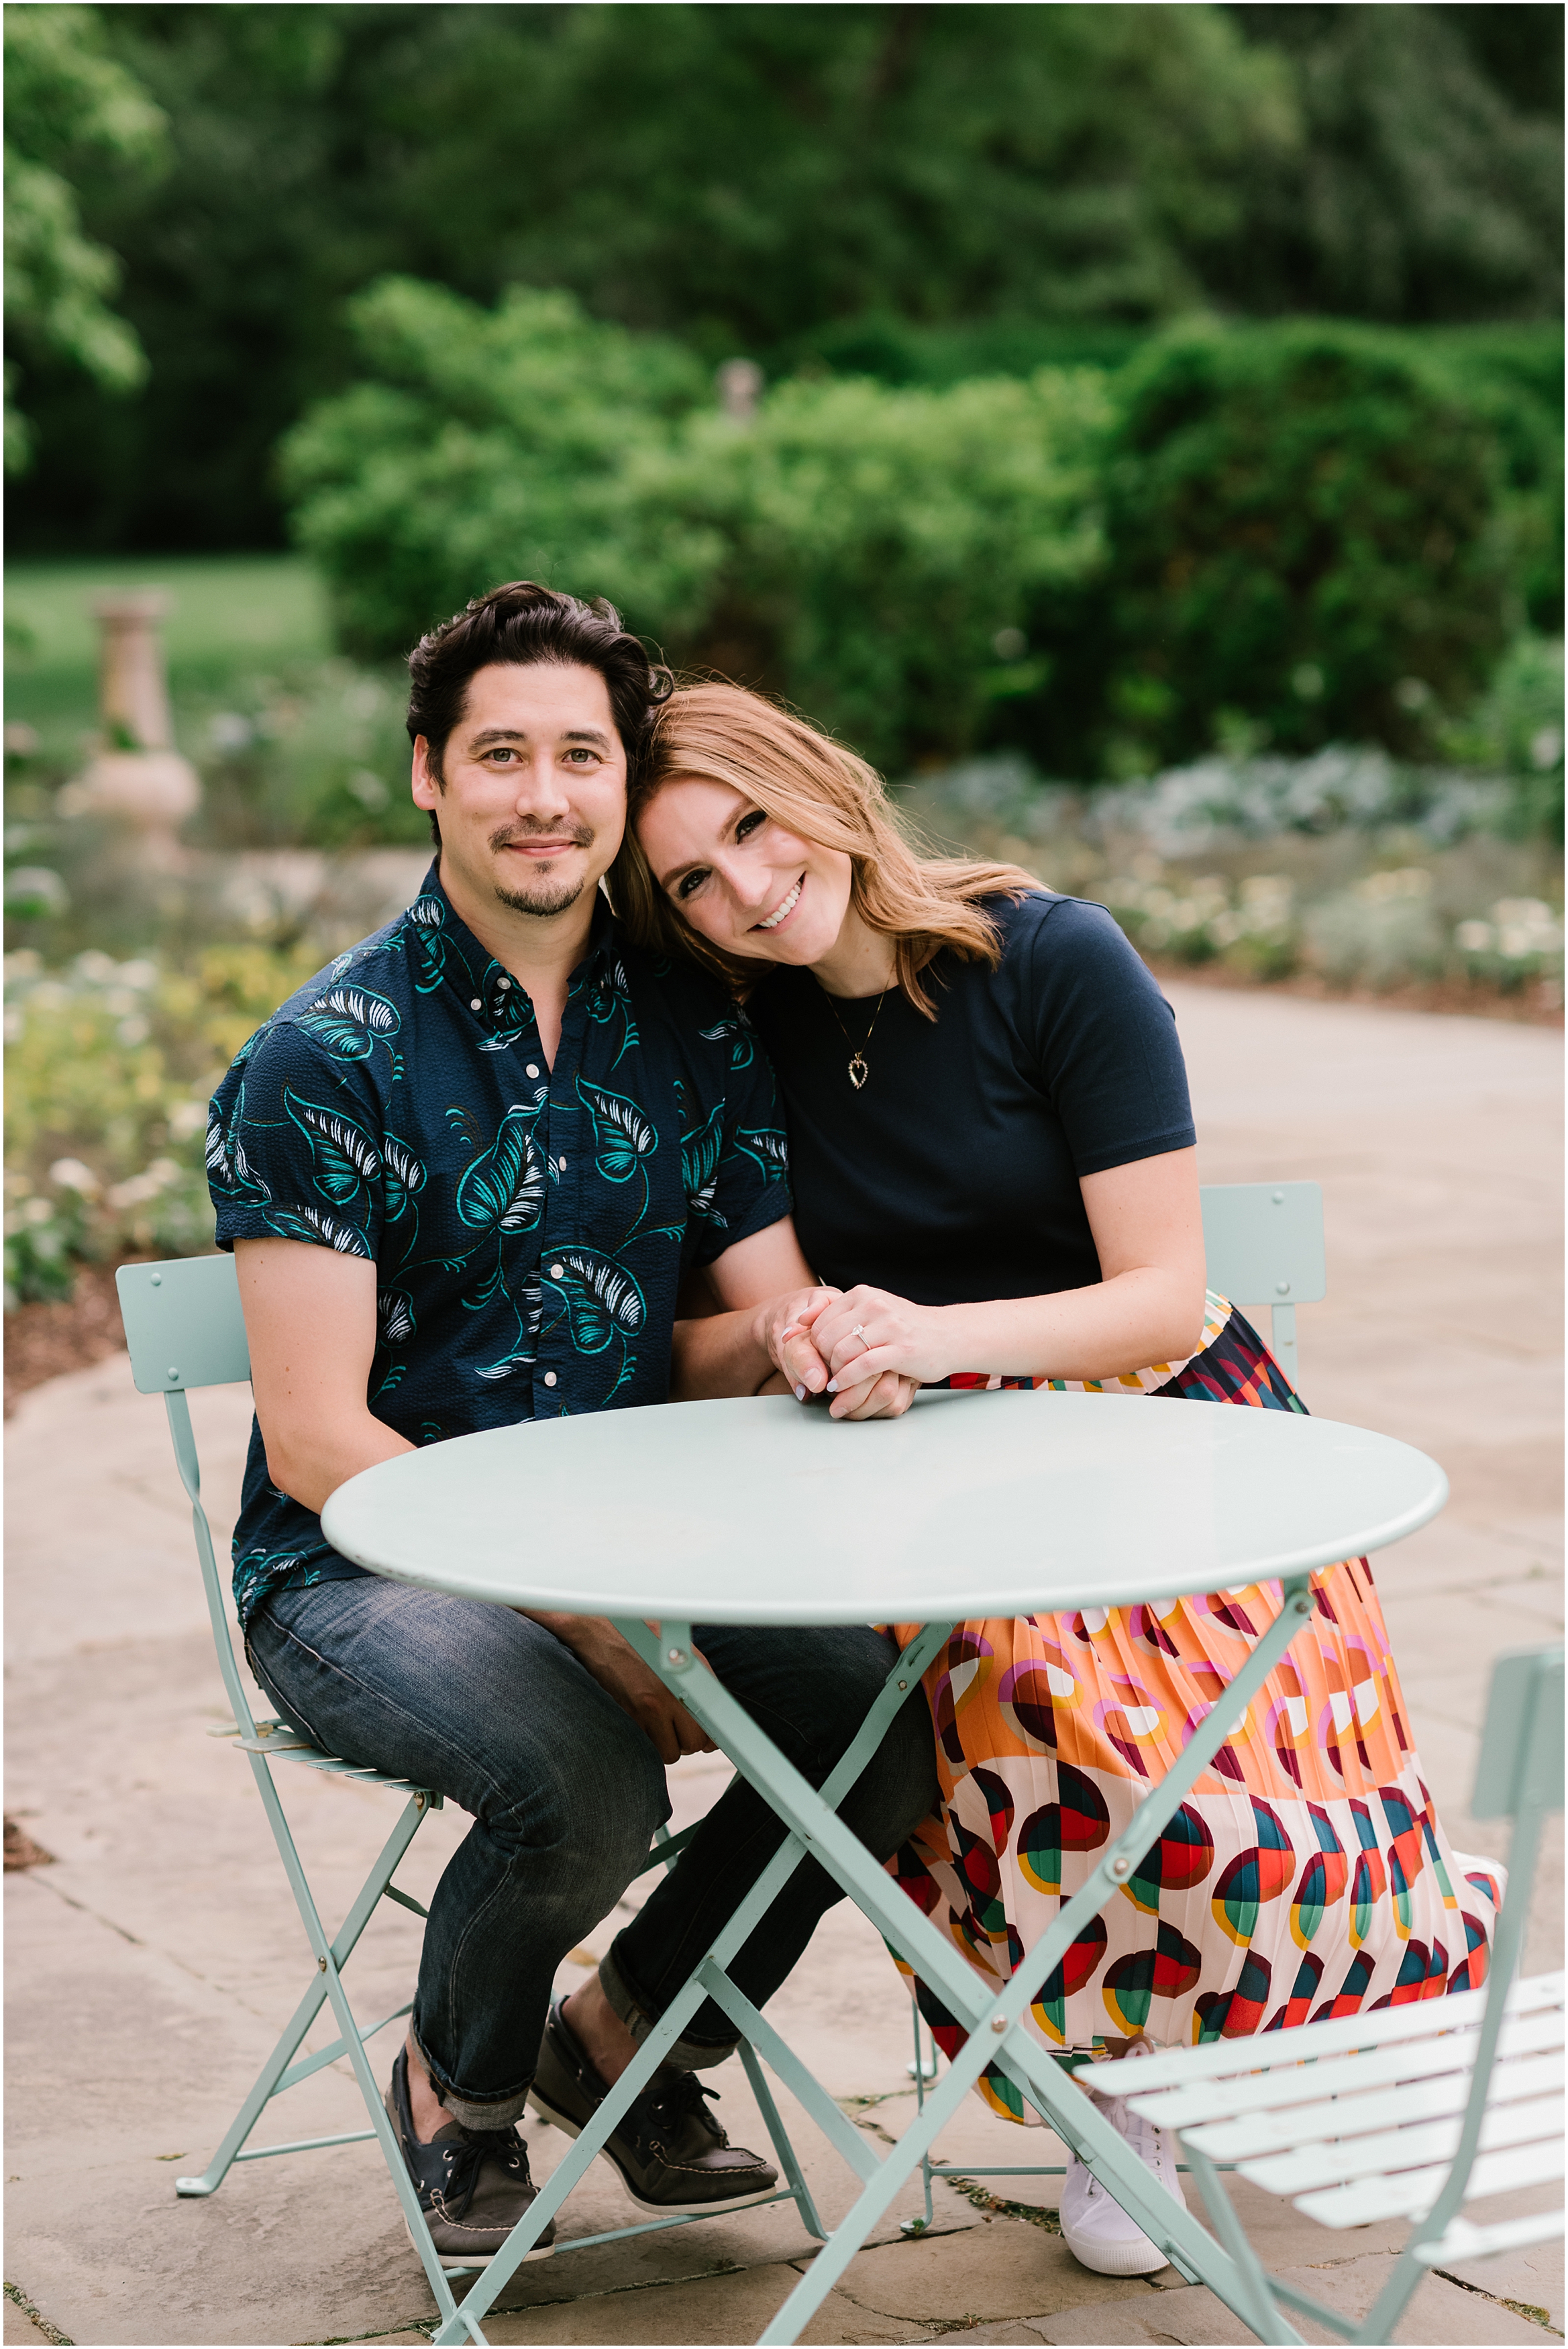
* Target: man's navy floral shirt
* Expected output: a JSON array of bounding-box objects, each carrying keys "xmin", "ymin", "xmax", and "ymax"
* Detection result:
[{"xmin": 208, "ymin": 863, "xmax": 791, "ymax": 1626}]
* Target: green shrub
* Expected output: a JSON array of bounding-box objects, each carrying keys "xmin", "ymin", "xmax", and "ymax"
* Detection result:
[
  {"xmin": 1442, "ymin": 631, "xmax": 1565, "ymax": 840},
  {"xmin": 3, "ymin": 938, "xmax": 320, "ymax": 1303},
  {"xmin": 284, "ymin": 276, "xmax": 1111, "ymax": 774},
  {"xmin": 1096, "ymin": 319, "xmax": 1512, "ymax": 771},
  {"xmin": 280, "ymin": 277, "xmax": 708, "ymax": 664},
  {"xmin": 614, "ymin": 370, "xmax": 1110, "ymax": 771}
]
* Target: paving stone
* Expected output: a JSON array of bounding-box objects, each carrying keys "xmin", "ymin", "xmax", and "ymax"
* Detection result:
[
  {"xmin": 823, "ymin": 2215, "xmax": 1167, "ymax": 2323},
  {"xmin": 1032, "ymin": 2255, "xmax": 1563, "ymax": 2343},
  {"xmin": 450, "ymin": 2256, "xmax": 934, "ymax": 2343},
  {"xmin": 1434, "ymin": 2213, "xmax": 1565, "ymax": 2335},
  {"xmin": 1, "ymin": 2300, "xmax": 59, "ymax": 2349}
]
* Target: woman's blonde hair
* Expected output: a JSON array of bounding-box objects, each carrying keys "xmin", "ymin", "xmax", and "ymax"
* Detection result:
[{"xmin": 614, "ymin": 683, "xmax": 1042, "ymax": 1015}]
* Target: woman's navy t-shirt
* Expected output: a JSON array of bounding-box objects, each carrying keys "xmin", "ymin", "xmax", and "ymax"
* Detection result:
[{"xmin": 745, "ymin": 893, "xmax": 1196, "ymax": 1306}]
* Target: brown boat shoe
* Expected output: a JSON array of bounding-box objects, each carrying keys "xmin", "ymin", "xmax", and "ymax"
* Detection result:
[
  {"xmin": 385, "ymin": 2044, "xmax": 556, "ymax": 2269},
  {"xmin": 527, "ymin": 1995, "xmax": 778, "ymax": 2215}
]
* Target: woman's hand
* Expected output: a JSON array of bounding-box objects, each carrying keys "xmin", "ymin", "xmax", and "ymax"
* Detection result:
[
  {"xmin": 754, "ymin": 1284, "xmax": 919, "ymax": 1419},
  {"xmin": 810, "ymin": 1285, "xmax": 956, "ymax": 1403}
]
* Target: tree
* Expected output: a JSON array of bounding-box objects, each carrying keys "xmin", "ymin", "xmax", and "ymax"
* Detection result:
[
  {"xmin": 1218, "ymin": 4, "xmax": 1563, "ymax": 321},
  {"xmin": 4, "ymin": 4, "xmax": 166, "ymax": 472}
]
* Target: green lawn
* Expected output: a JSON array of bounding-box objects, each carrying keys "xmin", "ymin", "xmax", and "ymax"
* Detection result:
[{"xmin": 5, "ymin": 553, "xmax": 331, "ymax": 754}]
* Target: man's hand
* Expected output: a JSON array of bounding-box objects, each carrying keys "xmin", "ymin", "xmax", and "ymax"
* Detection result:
[
  {"xmin": 754, "ymin": 1283, "xmax": 838, "ymax": 1399},
  {"xmin": 525, "ymin": 1613, "xmax": 716, "ymax": 1764}
]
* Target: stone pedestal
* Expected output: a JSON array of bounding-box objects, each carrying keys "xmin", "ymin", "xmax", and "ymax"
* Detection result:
[{"xmin": 64, "ymin": 591, "xmax": 201, "ymax": 865}]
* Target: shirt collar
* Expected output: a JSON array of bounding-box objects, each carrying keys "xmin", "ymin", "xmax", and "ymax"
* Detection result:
[{"xmin": 410, "ymin": 864, "xmax": 619, "ymax": 1040}]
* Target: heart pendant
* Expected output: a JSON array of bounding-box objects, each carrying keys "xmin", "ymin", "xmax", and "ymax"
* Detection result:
[{"xmin": 847, "ymin": 1054, "xmax": 868, "ymax": 1091}]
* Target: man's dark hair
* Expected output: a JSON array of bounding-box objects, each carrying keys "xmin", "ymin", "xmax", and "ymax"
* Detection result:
[{"xmin": 406, "ymin": 581, "xmax": 673, "ymax": 848}]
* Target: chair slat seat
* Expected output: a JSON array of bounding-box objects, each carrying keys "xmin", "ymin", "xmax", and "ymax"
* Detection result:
[
  {"xmin": 1410, "ymin": 2209, "xmax": 1568, "ymax": 2264},
  {"xmin": 1237, "ymin": 2090, "xmax": 1563, "ymax": 2199},
  {"xmin": 1074, "ymin": 1648, "xmax": 1563, "ymax": 2345},
  {"xmin": 1180, "ymin": 2048, "xmax": 1563, "ymax": 2162},
  {"xmin": 1125, "ymin": 2001, "xmax": 1565, "ymax": 2132},
  {"xmin": 1093, "ymin": 1975, "xmax": 1563, "ymax": 2105},
  {"xmin": 1293, "ymin": 2133, "xmax": 1567, "ymax": 2229}
]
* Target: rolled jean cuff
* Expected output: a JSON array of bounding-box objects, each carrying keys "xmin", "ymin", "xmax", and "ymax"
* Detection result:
[
  {"xmin": 413, "ymin": 2024, "xmax": 531, "ymax": 2131},
  {"xmin": 599, "ymin": 1945, "xmax": 740, "ymax": 2073}
]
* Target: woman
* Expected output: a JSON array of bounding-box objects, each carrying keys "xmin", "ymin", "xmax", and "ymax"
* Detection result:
[{"xmin": 612, "ymin": 683, "xmax": 1501, "ymax": 2278}]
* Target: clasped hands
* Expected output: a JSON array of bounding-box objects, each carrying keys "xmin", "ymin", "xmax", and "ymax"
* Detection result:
[{"xmin": 757, "ymin": 1283, "xmax": 952, "ymax": 1420}]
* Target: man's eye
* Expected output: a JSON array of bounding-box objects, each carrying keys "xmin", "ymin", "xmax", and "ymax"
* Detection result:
[
  {"xmin": 736, "ymin": 810, "xmax": 765, "ymax": 841},
  {"xmin": 676, "ymin": 869, "xmax": 709, "ymax": 902}
]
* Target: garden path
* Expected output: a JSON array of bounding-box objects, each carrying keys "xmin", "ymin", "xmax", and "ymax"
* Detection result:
[{"xmin": 4, "ymin": 985, "xmax": 1561, "ymax": 2349}]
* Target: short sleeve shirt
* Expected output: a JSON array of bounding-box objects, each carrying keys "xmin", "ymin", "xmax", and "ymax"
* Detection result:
[
  {"xmin": 745, "ymin": 893, "xmax": 1194, "ymax": 1306},
  {"xmin": 209, "ymin": 864, "xmax": 791, "ymax": 1624}
]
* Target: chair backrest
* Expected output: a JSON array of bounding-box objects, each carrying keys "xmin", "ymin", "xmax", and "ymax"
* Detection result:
[
  {"xmin": 1199, "ymin": 1181, "xmax": 1325, "ymax": 1387},
  {"xmin": 116, "ymin": 1253, "xmax": 250, "ymax": 1394},
  {"xmin": 1472, "ymin": 1644, "xmax": 1565, "ymax": 1823},
  {"xmin": 116, "ymin": 1253, "xmax": 257, "ymax": 1736},
  {"xmin": 1418, "ymin": 1643, "xmax": 1565, "ymax": 2247}
]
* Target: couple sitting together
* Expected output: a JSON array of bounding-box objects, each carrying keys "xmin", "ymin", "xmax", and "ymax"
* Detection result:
[{"xmin": 212, "ymin": 581, "xmax": 1498, "ymax": 2281}]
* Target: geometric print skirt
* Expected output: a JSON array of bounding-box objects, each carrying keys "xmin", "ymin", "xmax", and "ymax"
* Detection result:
[{"xmin": 886, "ymin": 1293, "xmax": 1503, "ymax": 2125}]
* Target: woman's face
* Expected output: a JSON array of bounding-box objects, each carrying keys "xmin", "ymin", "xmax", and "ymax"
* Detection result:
[{"xmin": 637, "ymin": 777, "xmax": 853, "ymax": 967}]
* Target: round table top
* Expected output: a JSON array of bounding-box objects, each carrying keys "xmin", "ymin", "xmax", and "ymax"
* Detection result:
[{"xmin": 319, "ymin": 1387, "xmax": 1447, "ymax": 1626}]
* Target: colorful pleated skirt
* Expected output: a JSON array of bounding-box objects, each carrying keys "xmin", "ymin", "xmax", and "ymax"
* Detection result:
[{"xmin": 888, "ymin": 1293, "xmax": 1502, "ymax": 2123}]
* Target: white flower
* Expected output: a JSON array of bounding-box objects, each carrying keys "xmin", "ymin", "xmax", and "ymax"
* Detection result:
[{"xmin": 48, "ymin": 1158, "xmax": 100, "ymax": 1198}]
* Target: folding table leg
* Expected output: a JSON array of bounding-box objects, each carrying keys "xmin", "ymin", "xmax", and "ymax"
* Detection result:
[
  {"xmin": 619, "ymin": 1589, "xmax": 1316, "ymax": 2346},
  {"xmin": 431, "ymin": 1619, "xmax": 956, "ymax": 2344},
  {"xmin": 737, "ymin": 2038, "xmax": 829, "ymax": 2242}
]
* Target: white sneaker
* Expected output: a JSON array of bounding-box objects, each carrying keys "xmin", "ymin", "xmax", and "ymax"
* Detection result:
[{"xmin": 1059, "ymin": 2046, "xmax": 1184, "ymax": 2277}]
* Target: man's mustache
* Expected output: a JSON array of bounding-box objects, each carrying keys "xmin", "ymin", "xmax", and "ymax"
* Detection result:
[{"xmin": 488, "ymin": 818, "xmax": 595, "ymax": 853}]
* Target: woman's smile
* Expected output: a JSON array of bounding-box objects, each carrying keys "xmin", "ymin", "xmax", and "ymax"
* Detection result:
[{"xmin": 754, "ymin": 876, "xmax": 804, "ymax": 932}]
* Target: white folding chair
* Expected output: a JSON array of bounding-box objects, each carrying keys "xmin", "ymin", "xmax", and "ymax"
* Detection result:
[
  {"xmin": 1090, "ymin": 1643, "xmax": 1564, "ymax": 2345},
  {"xmin": 116, "ymin": 1254, "xmax": 825, "ymax": 2337}
]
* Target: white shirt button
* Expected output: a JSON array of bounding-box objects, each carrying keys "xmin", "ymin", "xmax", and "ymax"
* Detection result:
[
  {"xmin": 557, "ymin": 1156, "xmax": 568, "ymax": 1170},
  {"xmin": 498, "ymin": 977, "xmax": 511, "ymax": 989},
  {"xmin": 550, "ymin": 1263, "xmax": 564, "ymax": 1278},
  {"xmin": 543, "ymin": 1371, "xmax": 557, "ymax": 1387},
  {"xmin": 526, "ymin": 1064, "xmax": 539, "ymax": 1078},
  {"xmin": 470, "ymin": 998, "xmax": 481, "ymax": 1011}
]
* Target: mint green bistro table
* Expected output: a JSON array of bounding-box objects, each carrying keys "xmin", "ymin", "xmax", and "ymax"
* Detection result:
[{"xmin": 320, "ymin": 1386, "xmax": 1447, "ymax": 2348}]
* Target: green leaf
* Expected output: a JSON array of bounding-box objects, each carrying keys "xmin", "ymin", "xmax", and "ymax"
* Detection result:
[
  {"xmin": 543, "ymin": 1249, "xmax": 645, "ymax": 1354},
  {"xmin": 284, "ymin": 1085, "xmax": 380, "ymax": 1205},
  {"xmin": 296, "ymin": 985, "xmax": 402, "ymax": 1062},
  {"xmin": 576, "ymin": 1074, "xmax": 656, "ymax": 1182},
  {"xmin": 681, "ymin": 1099, "xmax": 725, "ymax": 1219},
  {"xmin": 456, "ymin": 1104, "xmax": 544, "ymax": 1231}
]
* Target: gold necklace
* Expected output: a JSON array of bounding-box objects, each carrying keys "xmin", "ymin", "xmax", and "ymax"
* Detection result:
[{"xmin": 822, "ymin": 986, "xmax": 890, "ymax": 1091}]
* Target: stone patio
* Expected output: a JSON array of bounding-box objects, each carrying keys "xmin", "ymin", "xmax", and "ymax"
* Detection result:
[{"xmin": 5, "ymin": 982, "xmax": 1562, "ymax": 2348}]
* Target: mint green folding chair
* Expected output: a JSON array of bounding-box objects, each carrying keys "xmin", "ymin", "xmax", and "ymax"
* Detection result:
[
  {"xmin": 1199, "ymin": 1180, "xmax": 1326, "ymax": 1391},
  {"xmin": 899, "ymin": 1181, "xmax": 1330, "ymax": 2226},
  {"xmin": 1094, "ymin": 1643, "xmax": 1564, "ymax": 2345},
  {"xmin": 116, "ymin": 1254, "xmax": 825, "ymax": 2335}
]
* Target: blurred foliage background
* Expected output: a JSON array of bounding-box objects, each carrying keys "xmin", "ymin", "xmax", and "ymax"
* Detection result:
[{"xmin": 4, "ymin": 2, "xmax": 1563, "ymax": 1305}]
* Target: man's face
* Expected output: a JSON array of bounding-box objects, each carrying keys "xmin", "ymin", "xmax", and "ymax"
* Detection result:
[{"xmin": 411, "ymin": 660, "xmax": 628, "ymax": 921}]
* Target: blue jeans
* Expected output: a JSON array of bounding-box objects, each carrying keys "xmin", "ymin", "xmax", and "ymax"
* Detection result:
[{"xmin": 246, "ymin": 1578, "xmax": 935, "ymax": 2127}]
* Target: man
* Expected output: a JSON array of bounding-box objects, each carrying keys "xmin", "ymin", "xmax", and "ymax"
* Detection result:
[{"xmin": 208, "ymin": 581, "xmax": 934, "ymax": 2266}]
